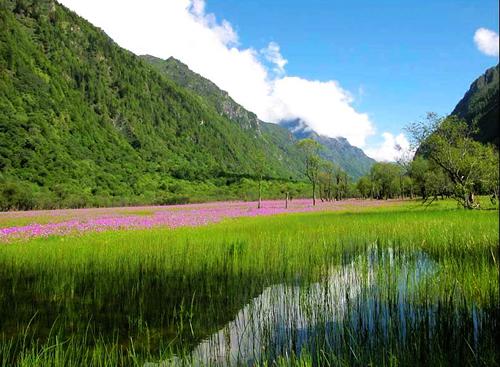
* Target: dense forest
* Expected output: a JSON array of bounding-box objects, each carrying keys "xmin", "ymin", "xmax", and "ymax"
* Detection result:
[{"xmin": 0, "ymin": 0, "xmax": 312, "ymax": 209}]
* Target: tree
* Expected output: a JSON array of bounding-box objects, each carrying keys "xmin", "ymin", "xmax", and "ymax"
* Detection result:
[
  {"xmin": 370, "ymin": 162, "xmax": 401, "ymax": 199},
  {"xmin": 356, "ymin": 176, "xmax": 372, "ymax": 199},
  {"xmin": 318, "ymin": 160, "xmax": 335, "ymax": 202},
  {"xmin": 297, "ymin": 139, "xmax": 322, "ymax": 206},
  {"xmin": 401, "ymin": 176, "xmax": 414, "ymax": 199},
  {"xmin": 407, "ymin": 113, "xmax": 498, "ymax": 208},
  {"xmin": 409, "ymin": 156, "xmax": 431, "ymax": 199},
  {"xmin": 334, "ymin": 168, "xmax": 349, "ymax": 201},
  {"xmin": 396, "ymin": 148, "xmax": 414, "ymax": 198},
  {"xmin": 254, "ymin": 151, "xmax": 266, "ymax": 209},
  {"xmin": 280, "ymin": 182, "xmax": 292, "ymax": 208},
  {"xmin": 479, "ymin": 146, "xmax": 499, "ymax": 203},
  {"xmin": 0, "ymin": 181, "xmax": 35, "ymax": 211}
]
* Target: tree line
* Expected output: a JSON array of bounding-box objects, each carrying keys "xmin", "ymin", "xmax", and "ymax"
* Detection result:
[
  {"xmin": 296, "ymin": 113, "xmax": 499, "ymax": 209},
  {"xmin": 2, "ymin": 113, "xmax": 497, "ymax": 211}
]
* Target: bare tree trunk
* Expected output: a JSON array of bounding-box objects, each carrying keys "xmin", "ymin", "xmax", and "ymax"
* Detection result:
[
  {"xmin": 285, "ymin": 192, "xmax": 289, "ymax": 209},
  {"xmin": 466, "ymin": 192, "xmax": 476, "ymax": 209},
  {"xmin": 258, "ymin": 178, "xmax": 262, "ymax": 209},
  {"xmin": 312, "ymin": 182, "xmax": 316, "ymax": 206}
]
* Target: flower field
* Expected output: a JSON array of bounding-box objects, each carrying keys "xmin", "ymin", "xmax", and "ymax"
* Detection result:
[{"xmin": 0, "ymin": 199, "xmax": 399, "ymax": 241}]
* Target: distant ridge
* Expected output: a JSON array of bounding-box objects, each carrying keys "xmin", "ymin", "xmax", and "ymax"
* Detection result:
[{"xmin": 279, "ymin": 119, "xmax": 375, "ymax": 179}]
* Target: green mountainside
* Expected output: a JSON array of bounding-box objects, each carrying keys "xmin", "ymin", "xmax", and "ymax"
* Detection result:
[
  {"xmin": 142, "ymin": 55, "xmax": 262, "ymax": 131},
  {"xmin": 143, "ymin": 55, "xmax": 374, "ymax": 179},
  {"xmin": 0, "ymin": 0, "xmax": 310, "ymax": 208},
  {"xmin": 451, "ymin": 64, "xmax": 499, "ymax": 146},
  {"xmin": 142, "ymin": 55, "xmax": 311, "ymax": 176},
  {"xmin": 0, "ymin": 0, "xmax": 375, "ymax": 209}
]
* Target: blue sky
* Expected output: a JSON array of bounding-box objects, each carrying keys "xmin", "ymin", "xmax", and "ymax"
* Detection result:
[
  {"xmin": 60, "ymin": 0, "xmax": 499, "ymax": 160},
  {"xmin": 206, "ymin": 0, "xmax": 499, "ymax": 149}
]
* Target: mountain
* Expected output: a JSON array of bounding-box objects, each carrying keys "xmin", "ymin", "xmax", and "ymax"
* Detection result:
[
  {"xmin": 280, "ymin": 119, "xmax": 375, "ymax": 179},
  {"xmin": 451, "ymin": 64, "xmax": 499, "ymax": 146},
  {"xmin": 142, "ymin": 55, "xmax": 262, "ymax": 132},
  {"xmin": 142, "ymin": 55, "xmax": 307, "ymax": 176},
  {"xmin": 0, "ymin": 0, "xmax": 308, "ymax": 208},
  {"xmin": 0, "ymin": 0, "xmax": 374, "ymax": 210},
  {"xmin": 142, "ymin": 56, "xmax": 374, "ymax": 179}
]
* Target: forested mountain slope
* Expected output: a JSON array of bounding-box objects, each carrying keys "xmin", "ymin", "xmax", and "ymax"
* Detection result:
[
  {"xmin": 143, "ymin": 56, "xmax": 374, "ymax": 179},
  {"xmin": 451, "ymin": 64, "xmax": 499, "ymax": 146},
  {"xmin": 0, "ymin": 0, "xmax": 305, "ymax": 208},
  {"xmin": 142, "ymin": 55, "xmax": 310, "ymax": 180}
]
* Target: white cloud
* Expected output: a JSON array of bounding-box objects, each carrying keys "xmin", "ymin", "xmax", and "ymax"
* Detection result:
[
  {"xmin": 261, "ymin": 42, "xmax": 288, "ymax": 75},
  {"xmin": 474, "ymin": 28, "xmax": 499, "ymax": 57},
  {"xmin": 59, "ymin": 0, "xmax": 383, "ymax": 148},
  {"xmin": 267, "ymin": 77, "xmax": 374, "ymax": 147},
  {"xmin": 365, "ymin": 132, "xmax": 411, "ymax": 162}
]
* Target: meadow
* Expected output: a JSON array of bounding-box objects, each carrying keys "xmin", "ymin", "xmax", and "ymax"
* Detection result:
[{"xmin": 0, "ymin": 199, "xmax": 498, "ymax": 366}]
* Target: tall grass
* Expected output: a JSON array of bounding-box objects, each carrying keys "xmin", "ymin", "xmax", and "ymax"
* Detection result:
[{"xmin": 0, "ymin": 201, "xmax": 498, "ymax": 366}]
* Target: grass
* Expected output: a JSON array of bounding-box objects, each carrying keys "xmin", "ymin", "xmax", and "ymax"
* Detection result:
[{"xmin": 0, "ymin": 200, "xmax": 498, "ymax": 366}]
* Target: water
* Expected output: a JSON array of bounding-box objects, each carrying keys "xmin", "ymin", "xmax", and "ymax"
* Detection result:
[
  {"xmin": 1, "ymin": 246, "xmax": 497, "ymax": 366},
  {"xmin": 148, "ymin": 248, "xmax": 437, "ymax": 366}
]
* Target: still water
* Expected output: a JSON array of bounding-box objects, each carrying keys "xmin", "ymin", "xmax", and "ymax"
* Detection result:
[{"xmin": 151, "ymin": 248, "xmax": 448, "ymax": 366}]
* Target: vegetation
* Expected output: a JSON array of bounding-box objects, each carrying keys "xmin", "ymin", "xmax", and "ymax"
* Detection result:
[
  {"xmin": 144, "ymin": 57, "xmax": 375, "ymax": 180},
  {"xmin": 0, "ymin": 201, "xmax": 498, "ymax": 366},
  {"xmin": 1, "ymin": 1, "xmax": 496, "ymax": 212},
  {"xmin": 280, "ymin": 119, "xmax": 375, "ymax": 179},
  {"xmin": 354, "ymin": 114, "xmax": 499, "ymax": 208},
  {"xmin": 296, "ymin": 139, "xmax": 322, "ymax": 205},
  {"xmin": 408, "ymin": 113, "xmax": 499, "ymax": 208},
  {"xmin": 451, "ymin": 64, "xmax": 499, "ymax": 146},
  {"xmin": 142, "ymin": 55, "xmax": 311, "ymax": 179},
  {"xmin": 0, "ymin": 0, "xmax": 310, "ymax": 210},
  {"xmin": 317, "ymin": 160, "xmax": 350, "ymax": 201},
  {"xmin": 0, "ymin": 1, "xmax": 498, "ymax": 366}
]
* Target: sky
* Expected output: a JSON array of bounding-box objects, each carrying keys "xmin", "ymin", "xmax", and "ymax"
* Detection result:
[{"xmin": 59, "ymin": 0, "xmax": 499, "ymax": 161}]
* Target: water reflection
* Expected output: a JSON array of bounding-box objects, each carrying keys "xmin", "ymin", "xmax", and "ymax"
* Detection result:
[{"xmin": 152, "ymin": 248, "xmax": 435, "ymax": 366}]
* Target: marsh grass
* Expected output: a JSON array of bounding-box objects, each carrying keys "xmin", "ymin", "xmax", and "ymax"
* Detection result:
[{"xmin": 0, "ymin": 201, "xmax": 498, "ymax": 366}]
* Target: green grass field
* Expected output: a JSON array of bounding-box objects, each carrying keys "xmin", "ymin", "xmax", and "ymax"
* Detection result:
[{"xmin": 0, "ymin": 200, "xmax": 498, "ymax": 366}]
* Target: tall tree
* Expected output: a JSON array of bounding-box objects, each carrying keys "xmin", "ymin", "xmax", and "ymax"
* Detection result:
[
  {"xmin": 334, "ymin": 168, "xmax": 349, "ymax": 201},
  {"xmin": 297, "ymin": 139, "xmax": 322, "ymax": 206},
  {"xmin": 356, "ymin": 176, "xmax": 372, "ymax": 199},
  {"xmin": 318, "ymin": 160, "xmax": 335, "ymax": 202},
  {"xmin": 254, "ymin": 151, "xmax": 266, "ymax": 209},
  {"xmin": 370, "ymin": 162, "xmax": 401, "ymax": 199}
]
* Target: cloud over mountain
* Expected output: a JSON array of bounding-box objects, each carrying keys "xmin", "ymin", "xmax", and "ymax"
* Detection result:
[
  {"xmin": 59, "ymin": 0, "xmax": 413, "ymax": 159},
  {"xmin": 364, "ymin": 133, "xmax": 410, "ymax": 162}
]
